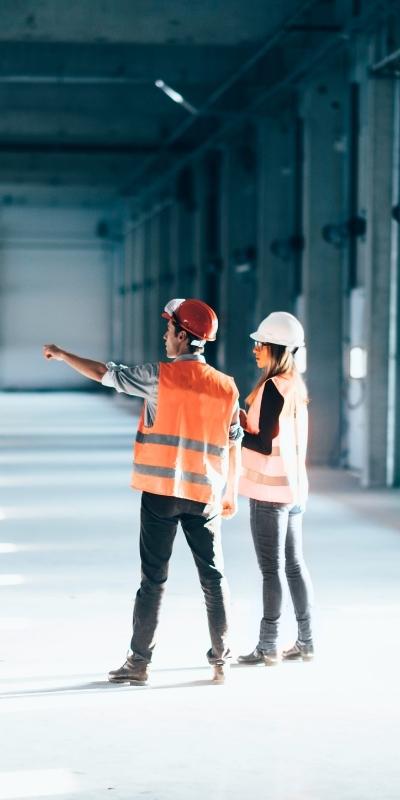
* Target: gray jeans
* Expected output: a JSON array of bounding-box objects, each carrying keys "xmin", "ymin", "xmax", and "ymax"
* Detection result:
[
  {"xmin": 130, "ymin": 492, "xmax": 231, "ymax": 665},
  {"xmin": 249, "ymin": 499, "xmax": 314, "ymax": 653}
]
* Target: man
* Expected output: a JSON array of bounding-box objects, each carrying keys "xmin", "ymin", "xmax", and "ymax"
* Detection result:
[{"xmin": 43, "ymin": 298, "xmax": 242, "ymax": 684}]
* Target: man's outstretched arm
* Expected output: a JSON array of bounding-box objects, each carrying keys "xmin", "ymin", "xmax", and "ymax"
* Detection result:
[{"xmin": 43, "ymin": 344, "xmax": 107, "ymax": 382}]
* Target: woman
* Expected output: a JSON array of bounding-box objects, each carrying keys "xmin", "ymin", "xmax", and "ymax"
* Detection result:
[{"xmin": 238, "ymin": 311, "xmax": 314, "ymax": 666}]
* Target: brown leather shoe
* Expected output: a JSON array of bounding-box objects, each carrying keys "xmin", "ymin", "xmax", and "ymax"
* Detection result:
[
  {"xmin": 237, "ymin": 647, "xmax": 264, "ymax": 665},
  {"xmin": 263, "ymin": 651, "xmax": 280, "ymax": 666},
  {"xmin": 108, "ymin": 655, "xmax": 148, "ymax": 684},
  {"xmin": 282, "ymin": 641, "xmax": 314, "ymax": 662},
  {"xmin": 212, "ymin": 663, "xmax": 229, "ymax": 683}
]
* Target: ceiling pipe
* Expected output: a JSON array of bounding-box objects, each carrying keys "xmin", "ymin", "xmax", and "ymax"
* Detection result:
[
  {"xmin": 370, "ymin": 46, "xmax": 400, "ymax": 74},
  {"xmin": 122, "ymin": 35, "xmax": 340, "ymax": 204},
  {"xmin": 120, "ymin": 0, "xmax": 319, "ymax": 197},
  {"xmin": 122, "ymin": 0, "xmax": 393, "ymax": 204}
]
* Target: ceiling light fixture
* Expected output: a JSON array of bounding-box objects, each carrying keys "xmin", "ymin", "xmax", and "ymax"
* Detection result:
[{"xmin": 155, "ymin": 80, "xmax": 198, "ymax": 115}]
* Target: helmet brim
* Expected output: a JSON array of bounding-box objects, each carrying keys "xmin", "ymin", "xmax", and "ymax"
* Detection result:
[{"xmin": 249, "ymin": 331, "xmax": 305, "ymax": 348}]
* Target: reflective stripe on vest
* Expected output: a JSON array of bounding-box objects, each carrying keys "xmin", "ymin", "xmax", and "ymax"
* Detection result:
[
  {"xmin": 268, "ymin": 446, "xmax": 299, "ymax": 456},
  {"xmin": 241, "ymin": 467, "xmax": 290, "ymax": 487},
  {"xmin": 135, "ymin": 430, "xmax": 227, "ymax": 458},
  {"xmin": 133, "ymin": 463, "xmax": 212, "ymax": 486}
]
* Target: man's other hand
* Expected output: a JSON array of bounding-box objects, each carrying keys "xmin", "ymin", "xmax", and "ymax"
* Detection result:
[
  {"xmin": 221, "ymin": 494, "xmax": 238, "ymax": 520},
  {"xmin": 43, "ymin": 344, "xmax": 64, "ymax": 361}
]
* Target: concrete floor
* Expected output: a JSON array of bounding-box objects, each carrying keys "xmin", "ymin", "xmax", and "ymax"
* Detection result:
[{"xmin": 1, "ymin": 392, "xmax": 400, "ymax": 800}]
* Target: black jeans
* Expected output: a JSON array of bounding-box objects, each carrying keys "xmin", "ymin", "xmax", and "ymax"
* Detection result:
[
  {"xmin": 249, "ymin": 499, "xmax": 314, "ymax": 653},
  {"xmin": 130, "ymin": 492, "xmax": 230, "ymax": 664}
]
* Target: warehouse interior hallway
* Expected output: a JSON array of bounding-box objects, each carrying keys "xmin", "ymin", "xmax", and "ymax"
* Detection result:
[{"xmin": 1, "ymin": 392, "xmax": 400, "ymax": 800}]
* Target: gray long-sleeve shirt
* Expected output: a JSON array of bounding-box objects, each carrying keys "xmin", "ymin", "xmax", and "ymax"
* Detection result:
[{"xmin": 101, "ymin": 353, "xmax": 242, "ymax": 440}]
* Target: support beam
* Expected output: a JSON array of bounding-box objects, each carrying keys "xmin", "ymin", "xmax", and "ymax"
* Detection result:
[
  {"xmin": 257, "ymin": 113, "xmax": 297, "ymax": 320},
  {"xmin": 302, "ymin": 69, "xmax": 346, "ymax": 465},
  {"xmin": 363, "ymin": 76, "xmax": 396, "ymax": 486},
  {"xmin": 223, "ymin": 133, "xmax": 258, "ymax": 393}
]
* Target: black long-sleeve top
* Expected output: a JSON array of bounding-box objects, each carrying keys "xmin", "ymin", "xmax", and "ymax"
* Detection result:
[{"xmin": 242, "ymin": 379, "xmax": 284, "ymax": 456}]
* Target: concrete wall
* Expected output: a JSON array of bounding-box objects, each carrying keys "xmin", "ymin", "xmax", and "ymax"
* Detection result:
[{"xmin": 0, "ymin": 206, "xmax": 115, "ymax": 388}]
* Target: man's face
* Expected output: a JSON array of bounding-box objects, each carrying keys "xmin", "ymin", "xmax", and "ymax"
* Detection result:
[{"xmin": 163, "ymin": 319, "xmax": 182, "ymax": 358}]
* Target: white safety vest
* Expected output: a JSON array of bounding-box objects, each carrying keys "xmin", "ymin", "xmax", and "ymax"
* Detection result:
[{"xmin": 239, "ymin": 374, "xmax": 308, "ymax": 505}]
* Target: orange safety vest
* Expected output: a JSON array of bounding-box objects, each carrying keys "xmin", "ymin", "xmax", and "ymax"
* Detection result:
[
  {"xmin": 239, "ymin": 374, "xmax": 308, "ymax": 505},
  {"xmin": 132, "ymin": 360, "xmax": 239, "ymax": 503}
]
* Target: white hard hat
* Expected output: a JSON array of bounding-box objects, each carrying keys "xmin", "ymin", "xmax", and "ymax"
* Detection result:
[
  {"xmin": 250, "ymin": 311, "xmax": 305, "ymax": 349},
  {"xmin": 161, "ymin": 298, "xmax": 186, "ymax": 320}
]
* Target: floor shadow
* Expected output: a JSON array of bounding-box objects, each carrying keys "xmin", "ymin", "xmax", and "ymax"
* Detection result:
[
  {"xmin": 0, "ymin": 676, "xmax": 222, "ymax": 698},
  {"xmin": 0, "ymin": 664, "xmax": 210, "ymax": 685},
  {"xmin": 151, "ymin": 678, "xmax": 217, "ymax": 690}
]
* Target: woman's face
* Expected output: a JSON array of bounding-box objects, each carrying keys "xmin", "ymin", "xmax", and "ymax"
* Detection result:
[{"xmin": 253, "ymin": 342, "xmax": 270, "ymax": 370}]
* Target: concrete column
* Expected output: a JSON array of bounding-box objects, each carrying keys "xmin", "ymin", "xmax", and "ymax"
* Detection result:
[
  {"xmin": 169, "ymin": 199, "xmax": 180, "ymax": 300},
  {"xmin": 302, "ymin": 68, "xmax": 347, "ymax": 465},
  {"xmin": 389, "ymin": 83, "xmax": 400, "ymax": 486},
  {"xmin": 192, "ymin": 162, "xmax": 203, "ymax": 300},
  {"xmin": 122, "ymin": 225, "xmax": 133, "ymax": 363},
  {"xmin": 148, "ymin": 210, "xmax": 161, "ymax": 359},
  {"xmin": 176, "ymin": 167, "xmax": 197, "ymax": 299},
  {"xmin": 131, "ymin": 221, "xmax": 145, "ymax": 363},
  {"xmin": 111, "ymin": 240, "xmax": 124, "ymax": 361},
  {"xmin": 219, "ymin": 145, "xmax": 230, "ymax": 371},
  {"xmin": 344, "ymin": 39, "xmax": 370, "ymax": 475},
  {"xmin": 257, "ymin": 111, "xmax": 298, "ymax": 322},
  {"xmin": 198, "ymin": 149, "xmax": 223, "ymax": 369},
  {"xmin": 142, "ymin": 216, "xmax": 153, "ymax": 362},
  {"xmin": 158, "ymin": 202, "xmax": 173, "ymax": 351},
  {"xmin": 363, "ymin": 75, "xmax": 396, "ymax": 486},
  {"xmin": 223, "ymin": 131, "xmax": 258, "ymax": 395}
]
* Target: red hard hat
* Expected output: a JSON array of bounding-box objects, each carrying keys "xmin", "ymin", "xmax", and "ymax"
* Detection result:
[{"xmin": 173, "ymin": 299, "xmax": 218, "ymax": 342}]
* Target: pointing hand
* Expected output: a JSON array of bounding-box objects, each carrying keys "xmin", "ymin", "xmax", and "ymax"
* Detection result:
[{"xmin": 43, "ymin": 344, "xmax": 64, "ymax": 361}]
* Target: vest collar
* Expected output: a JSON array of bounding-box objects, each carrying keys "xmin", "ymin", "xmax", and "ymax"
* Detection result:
[{"xmin": 173, "ymin": 354, "xmax": 206, "ymax": 363}]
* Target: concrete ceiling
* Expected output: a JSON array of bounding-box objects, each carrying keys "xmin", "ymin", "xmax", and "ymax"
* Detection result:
[
  {"xmin": 0, "ymin": 0, "xmax": 348, "ymax": 203},
  {"xmin": 0, "ymin": 0, "xmax": 302, "ymax": 46}
]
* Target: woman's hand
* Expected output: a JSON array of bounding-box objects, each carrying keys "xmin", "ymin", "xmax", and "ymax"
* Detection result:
[{"xmin": 239, "ymin": 408, "xmax": 248, "ymax": 430}]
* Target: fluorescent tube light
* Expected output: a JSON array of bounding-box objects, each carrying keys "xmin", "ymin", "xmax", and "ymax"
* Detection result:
[{"xmin": 155, "ymin": 80, "xmax": 198, "ymax": 114}]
